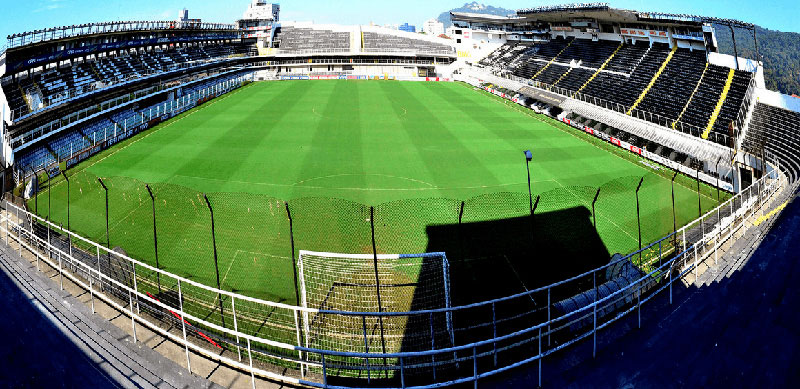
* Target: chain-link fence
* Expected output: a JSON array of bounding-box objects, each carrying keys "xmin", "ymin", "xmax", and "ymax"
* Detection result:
[{"xmin": 3, "ymin": 158, "xmax": 786, "ymax": 388}]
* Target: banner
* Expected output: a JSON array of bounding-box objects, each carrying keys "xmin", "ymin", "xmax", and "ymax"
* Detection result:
[{"xmin": 561, "ymin": 117, "xmax": 734, "ymax": 192}]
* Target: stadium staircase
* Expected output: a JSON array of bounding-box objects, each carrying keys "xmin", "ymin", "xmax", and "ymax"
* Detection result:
[
  {"xmin": 531, "ymin": 38, "xmax": 574, "ymax": 79},
  {"xmin": 627, "ymin": 46, "xmax": 677, "ymax": 115},
  {"xmin": 575, "ymin": 42, "xmax": 623, "ymax": 94},
  {"xmin": 553, "ymin": 66, "xmax": 574, "ymax": 86},
  {"xmin": 673, "ymin": 62, "xmax": 709, "ymax": 129},
  {"xmin": 18, "ymin": 83, "xmax": 33, "ymax": 113},
  {"xmin": 702, "ymin": 68, "xmax": 736, "ymax": 139},
  {"xmin": 352, "ymin": 29, "xmax": 361, "ymax": 52}
]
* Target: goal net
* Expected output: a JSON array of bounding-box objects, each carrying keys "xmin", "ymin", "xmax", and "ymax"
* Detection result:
[{"xmin": 298, "ymin": 250, "xmax": 454, "ymax": 376}]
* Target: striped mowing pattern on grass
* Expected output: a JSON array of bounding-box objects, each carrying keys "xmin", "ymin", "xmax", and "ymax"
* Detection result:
[{"xmin": 32, "ymin": 80, "xmax": 727, "ymax": 308}]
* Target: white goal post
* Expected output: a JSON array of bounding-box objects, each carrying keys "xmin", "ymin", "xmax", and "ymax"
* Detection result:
[{"xmin": 297, "ymin": 250, "xmax": 454, "ymax": 373}]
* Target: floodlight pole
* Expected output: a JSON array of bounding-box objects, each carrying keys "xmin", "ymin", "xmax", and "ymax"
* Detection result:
[
  {"xmin": 592, "ymin": 188, "xmax": 601, "ymax": 229},
  {"xmin": 284, "ymin": 201, "xmax": 300, "ymax": 307},
  {"xmin": 369, "ymin": 206, "xmax": 389, "ymax": 374},
  {"xmin": 635, "ymin": 177, "xmax": 644, "ymax": 261},
  {"xmin": 146, "ymin": 185, "xmax": 161, "ymax": 295},
  {"xmin": 62, "ymin": 171, "xmax": 69, "ymax": 231},
  {"xmin": 203, "ymin": 194, "xmax": 225, "ymax": 328},
  {"xmin": 695, "ymin": 166, "xmax": 702, "ymax": 218},
  {"xmin": 524, "ymin": 150, "xmax": 533, "ymax": 214},
  {"xmin": 671, "ymin": 172, "xmax": 678, "ymax": 243}
]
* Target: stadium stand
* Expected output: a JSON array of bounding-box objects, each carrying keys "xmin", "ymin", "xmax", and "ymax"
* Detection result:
[
  {"xmin": 744, "ymin": 103, "xmax": 800, "ymax": 181},
  {"xmin": 480, "ymin": 37, "xmax": 755, "ymax": 144},
  {"xmin": 1, "ymin": 43, "xmax": 250, "ymax": 119},
  {"xmin": 273, "ymin": 26, "xmax": 350, "ymax": 52},
  {"xmin": 362, "ymin": 32, "xmax": 454, "ymax": 54}
]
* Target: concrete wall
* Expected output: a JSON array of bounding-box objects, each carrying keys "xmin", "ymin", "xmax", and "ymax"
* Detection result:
[{"xmin": 755, "ymin": 88, "xmax": 800, "ymax": 113}]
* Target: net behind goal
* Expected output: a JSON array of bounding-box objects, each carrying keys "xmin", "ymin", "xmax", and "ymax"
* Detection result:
[{"xmin": 298, "ymin": 250, "xmax": 454, "ymax": 376}]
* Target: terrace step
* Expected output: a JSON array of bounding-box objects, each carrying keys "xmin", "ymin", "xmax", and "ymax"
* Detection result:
[
  {"xmin": 531, "ymin": 39, "xmax": 574, "ymax": 80},
  {"xmin": 575, "ymin": 42, "xmax": 623, "ymax": 94}
]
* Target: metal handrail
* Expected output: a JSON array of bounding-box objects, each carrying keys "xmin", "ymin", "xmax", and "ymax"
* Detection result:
[{"xmin": 2, "ymin": 164, "xmax": 784, "ymax": 388}]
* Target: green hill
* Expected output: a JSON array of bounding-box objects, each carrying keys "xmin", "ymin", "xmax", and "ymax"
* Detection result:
[{"xmin": 714, "ymin": 23, "xmax": 800, "ymax": 96}]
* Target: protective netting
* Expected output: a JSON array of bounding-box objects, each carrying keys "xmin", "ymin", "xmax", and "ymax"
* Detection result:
[
  {"xmin": 298, "ymin": 251, "xmax": 452, "ymax": 376},
  {"xmin": 24, "ymin": 166, "xmax": 736, "ymax": 380}
]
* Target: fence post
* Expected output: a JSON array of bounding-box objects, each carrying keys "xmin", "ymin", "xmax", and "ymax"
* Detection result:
[
  {"xmin": 97, "ymin": 178, "xmax": 110, "ymax": 253},
  {"xmin": 145, "ymin": 185, "xmax": 161, "ymax": 294},
  {"xmin": 538, "ymin": 327, "xmax": 543, "ymax": 388},
  {"xmin": 369, "ymin": 206, "xmax": 388, "ymax": 375},
  {"xmin": 285, "ymin": 202, "xmax": 300, "ymax": 307},
  {"xmin": 492, "ymin": 302, "xmax": 497, "ymax": 366},
  {"xmin": 202, "ymin": 194, "xmax": 225, "ymax": 328},
  {"xmin": 295, "ymin": 310, "xmax": 305, "ymax": 378},
  {"xmin": 177, "ymin": 280, "xmax": 191, "ymax": 372},
  {"xmin": 232, "ymin": 296, "xmax": 242, "ymax": 362}
]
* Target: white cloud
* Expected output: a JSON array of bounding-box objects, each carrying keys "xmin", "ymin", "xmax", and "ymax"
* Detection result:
[{"xmin": 32, "ymin": 0, "xmax": 66, "ymax": 13}]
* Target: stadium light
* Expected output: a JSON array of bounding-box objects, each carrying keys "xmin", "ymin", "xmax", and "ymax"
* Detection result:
[
  {"xmin": 592, "ymin": 188, "xmax": 601, "ymax": 229},
  {"xmin": 524, "ymin": 149, "xmax": 534, "ymax": 214}
]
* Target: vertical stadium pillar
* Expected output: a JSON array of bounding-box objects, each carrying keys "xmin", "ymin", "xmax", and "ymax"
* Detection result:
[{"xmin": 729, "ymin": 26, "xmax": 740, "ymax": 70}]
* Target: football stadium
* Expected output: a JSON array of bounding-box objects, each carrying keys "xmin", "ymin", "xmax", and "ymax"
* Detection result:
[{"xmin": 0, "ymin": 1, "xmax": 798, "ymax": 387}]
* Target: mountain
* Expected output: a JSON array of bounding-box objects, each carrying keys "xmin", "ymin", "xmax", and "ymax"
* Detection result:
[
  {"xmin": 714, "ymin": 23, "xmax": 800, "ymax": 96},
  {"xmin": 437, "ymin": 2, "xmax": 516, "ymax": 28}
]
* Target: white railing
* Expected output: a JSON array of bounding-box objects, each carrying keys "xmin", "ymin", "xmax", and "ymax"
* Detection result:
[{"xmin": 1, "ymin": 155, "xmax": 785, "ymax": 388}]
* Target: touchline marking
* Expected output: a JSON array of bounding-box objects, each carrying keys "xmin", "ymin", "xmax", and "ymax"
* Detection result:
[
  {"xmin": 294, "ymin": 173, "xmax": 436, "ymax": 188},
  {"xmin": 172, "ymin": 173, "xmax": 558, "ymax": 192},
  {"xmin": 79, "ymin": 85, "xmax": 252, "ymax": 176}
]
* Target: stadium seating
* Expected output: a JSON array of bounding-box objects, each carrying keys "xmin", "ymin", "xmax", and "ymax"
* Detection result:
[
  {"xmin": 362, "ymin": 32, "xmax": 454, "ymax": 54},
  {"xmin": 1, "ymin": 43, "xmax": 251, "ymax": 119},
  {"xmin": 479, "ymin": 38, "xmax": 755, "ymax": 144},
  {"xmin": 743, "ymin": 103, "xmax": 800, "ymax": 181},
  {"xmin": 635, "ymin": 49, "xmax": 707, "ymax": 122},
  {"xmin": 274, "ymin": 26, "xmax": 350, "ymax": 52}
]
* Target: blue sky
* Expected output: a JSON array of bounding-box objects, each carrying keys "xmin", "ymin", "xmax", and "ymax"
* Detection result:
[{"xmin": 2, "ymin": 0, "xmax": 799, "ymax": 46}]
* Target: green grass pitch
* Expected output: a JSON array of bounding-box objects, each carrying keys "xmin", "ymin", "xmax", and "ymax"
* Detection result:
[{"xmin": 32, "ymin": 80, "xmax": 727, "ymax": 305}]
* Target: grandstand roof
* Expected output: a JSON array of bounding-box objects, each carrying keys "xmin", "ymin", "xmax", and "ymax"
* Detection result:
[{"xmin": 454, "ymin": 3, "xmax": 754, "ymax": 30}]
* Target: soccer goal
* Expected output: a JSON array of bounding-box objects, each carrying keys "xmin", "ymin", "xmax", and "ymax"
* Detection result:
[{"xmin": 297, "ymin": 250, "xmax": 454, "ymax": 375}]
